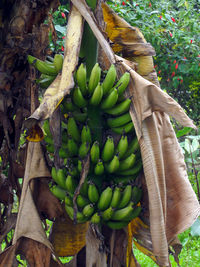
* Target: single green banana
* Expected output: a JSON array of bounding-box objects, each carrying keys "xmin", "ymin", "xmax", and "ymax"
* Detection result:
[
  {"xmin": 81, "ymin": 125, "xmax": 92, "ymax": 144},
  {"xmin": 111, "ymin": 121, "xmax": 134, "ymax": 135},
  {"xmin": 90, "ymin": 141, "xmax": 100, "ymax": 164},
  {"xmin": 132, "ymin": 186, "xmax": 142, "ymax": 205},
  {"xmin": 53, "ymin": 54, "xmax": 63, "ymax": 72},
  {"xmin": 101, "ymin": 207, "xmax": 114, "ymax": 221},
  {"xmin": 105, "ymin": 155, "xmax": 120, "ymax": 174},
  {"xmin": 51, "ymin": 167, "xmax": 58, "ymax": 183},
  {"xmin": 65, "ymin": 205, "xmax": 87, "ymax": 223},
  {"xmin": 80, "ymin": 179, "xmax": 89, "ymax": 198},
  {"xmin": 94, "ymin": 159, "xmax": 104, "ymax": 176},
  {"xmin": 91, "ymin": 212, "xmax": 101, "ymax": 224},
  {"xmin": 100, "ymin": 88, "xmax": 118, "ymax": 110},
  {"xmin": 67, "ymin": 136, "xmax": 79, "ymax": 157},
  {"xmin": 50, "ymin": 185, "xmax": 66, "ymax": 200},
  {"xmin": 123, "ymin": 206, "xmax": 142, "ymax": 222},
  {"xmin": 110, "ymin": 187, "xmax": 121, "ymax": 208},
  {"xmin": 72, "ymin": 110, "xmax": 87, "ymax": 123},
  {"xmin": 97, "ymin": 186, "xmax": 113, "ymax": 211},
  {"xmin": 83, "ymin": 204, "xmax": 95, "ymax": 218},
  {"xmin": 67, "ymin": 117, "xmax": 81, "ymax": 142},
  {"xmin": 89, "ymin": 83, "xmax": 103, "ymax": 106},
  {"xmin": 76, "ymin": 63, "xmax": 87, "ymax": 96},
  {"xmin": 118, "ymin": 161, "xmax": 143, "ymax": 176},
  {"xmin": 78, "ymin": 141, "xmax": 90, "ymax": 159},
  {"xmin": 116, "ymin": 135, "xmax": 128, "ymax": 159},
  {"xmin": 101, "ymin": 136, "xmax": 115, "ymax": 162},
  {"xmin": 88, "ymin": 182, "xmax": 99, "ymax": 203},
  {"xmin": 118, "ymin": 153, "xmax": 136, "ymax": 172},
  {"xmin": 65, "ymin": 175, "xmax": 77, "ymax": 194},
  {"xmin": 105, "ymin": 220, "xmax": 129, "ymax": 229},
  {"xmin": 76, "ymin": 194, "xmax": 90, "ymax": 208},
  {"xmin": 118, "ymin": 185, "xmax": 132, "ymax": 209},
  {"xmin": 104, "ymin": 98, "xmax": 131, "ymax": 116},
  {"xmin": 57, "ymin": 169, "xmax": 67, "ymax": 189},
  {"xmin": 65, "ymin": 194, "xmax": 73, "ymax": 206},
  {"xmin": 88, "ymin": 63, "xmax": 101, "ymax": 95},
  {"xmin": 107, "ymin": 112, "xmax": 132, "ymax": 128},
  {"xmin": 73, "ymin": 87, "xmax": 87, "ymax": 108},
  {"xmin": 121, "ymin": 136, "xmax": 140, "ymax": 159},
  {"xmin": 27, "ymin": 55, "xmax": 58, "ymax": 75},
  {"xmin": 102, "ymin": 64, "xmax": 117, "ymax": 95},
  {"xmin": 114, "ymin": 72, "xmax": 130, "ymax": 96},
  {"xmin": 111, "ymin": 203, "xmax": 134, "ymax": 221}
]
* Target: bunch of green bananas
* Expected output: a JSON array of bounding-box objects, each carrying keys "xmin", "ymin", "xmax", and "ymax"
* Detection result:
[
  {"xmin": 27, "ymin": 54, "xmax": 63, "ymax": 88},
  {"xmin": 29, "ymin": 57, "xmax": 144, "ymax": 229},
  {"xmin": 50, "ymin": 167, "xmax": 142, "ymax": 228}
]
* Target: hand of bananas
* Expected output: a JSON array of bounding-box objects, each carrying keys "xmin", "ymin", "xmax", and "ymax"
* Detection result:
[{"xmin": 29, "ymin": 56, "xmax": 143, "ymax": 229}]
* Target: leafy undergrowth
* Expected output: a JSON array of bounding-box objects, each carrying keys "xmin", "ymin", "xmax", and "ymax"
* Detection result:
[{"xmin": 133, "ymin": 227, "xmax": 200, "ymax": 267}]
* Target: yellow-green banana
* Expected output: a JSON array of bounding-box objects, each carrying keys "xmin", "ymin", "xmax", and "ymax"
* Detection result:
[
  {"xmin": 88, "ymin": 63, "xmax": 101, "ymax": 95},
  {"xmin": 27, "ymin": 55, "xmax": 58, "ymax": 76},
  {"xmin": 100, "ymin": 88, "xmax": 118, "ymax": 110},
  {"xmin": 101, "ymin": 207, "xmax": 114, "ymax": 221},
  {"xmin": 67, "ymin": 117, "xmax": 80, "ymax": 142},
  {"xmin": 116, "ymin": 135, "xmax": 128, "ymax": 159},
  {"xmin": 118, "ymin": 161, "xmax": 143, "ymax": 176},
  {"xmin": 110, "ymin": 186, "xmax": 121, "ymax": 208},
  {"xmin": 107, "ymin": 112, "xmax": 132, "ymax": 128},
  {"xmin": 65, "ymin": 175, "xmax": 77, "ymax": 194},
  {"xmin": 101, "ymin": 136, "xmax": 115, "ymax": 162},
  {"xmin": 73, "ymin": 87, "xmax": 87, "ymax": 108},
  {"xmin": 111, "ymin": 203, "xmax": 134, "ymax": 221},
  {"xmin": 123, "ymin": 206, "xmax": 142, "ymax": 222},
  {"xmin": 76, "ymin": 194, "xmax": 90, "ymax": 208},
  {"xmin": 94, "ymin": 159, "xmax": 104, "ymax": 175},
  {"xmin": 80, "ymin": 179, "xmax": 89, "ymax": 197},
  {"xmin": 81, "ymin": 125, "xmax": 92, "ymax": 144},
  {"xmin": 89, "ymin": 83, "xmax": 103, "ymax": 106},
  {"xmin": 122, "ymin": 136, "xmax": 140, "ymax": 159},
  {"xmin": 78, "ymin": 141, "xmax": 90, "ymax": 159},
  {"xmin": 97, "ymin": 186, "xmax": 113, "ymax": 211},
  {"xmin": 65, "ymin": 205, "xmax": 87, "ymax": 223},
  {"xmin": 118, "ymin": 153, "xmax": 136, "ymax": 172},
  {"xmin": 104, "ymin": 98, "xmax": 131, "ymax": 116},
  {"xmin": 91, "ymin": 212, "xmax": 101, "ymax": 224},
  {"xmin": 102, "ymin": 64, "xmax": 117, "ymax": 95},
  {"xmin": 65, "ymin": 194, "xmax": 73, "ymax": 206},
  {"xmin": 83, "ymin": 204, "xmax": 95, "ymax": 218},
  {"xmin": 90, "ymin": 141, "xmax": 100, "ymax": 164},
  {"xmin": 105, "ymin": 155, "xmax": 120, "ymax": 174},
  {"xmin": 111, "ymin": 121, "xmax": 134, "ymax": 135},
  {"xmin": 114, "ymin": 72, "xmax": 130, "ymax": 96},
  {"xmin": 57, "ymin": 169, "xmax": 67, "ymax": 189},
  {"xmin": 50, "ymin": 185, "xmax": 66, "ymax": 200},
  {"xmin": 118, "ymin": 185, "xmax": 132, "ymax": 209},
  {"xmin": 53, "ymin": 54, "xmax": 63, "ymax": 72},
  {"xmin": 88, "ymin": 182, "xmax": 99, "ymax": 203},
  {"xmin": 67, "ymin": 137, "xmax": 78, "ymax": 157},
  {"xmin": 76, "ymin": 63, "xmax": 87, "ymax": 96}
]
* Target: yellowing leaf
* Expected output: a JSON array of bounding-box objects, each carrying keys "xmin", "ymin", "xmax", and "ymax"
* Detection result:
[{"xmin": 51, "ymin": 216, "xmax": 88, "ymax": 257}]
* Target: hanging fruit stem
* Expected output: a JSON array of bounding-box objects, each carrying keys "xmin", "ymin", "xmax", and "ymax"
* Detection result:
[{"xmin": 87, "ymin": 105, "xmax": 103, "ymax": 145}]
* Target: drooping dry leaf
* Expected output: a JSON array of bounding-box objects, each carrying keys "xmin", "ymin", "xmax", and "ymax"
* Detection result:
[
  {"xmin": 25, "ymin": 5, "xmax": 84, "ymax": 128},
  {"xmin": 50, "ymin": 216, "xmax": 88, "ymax": 257}
]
